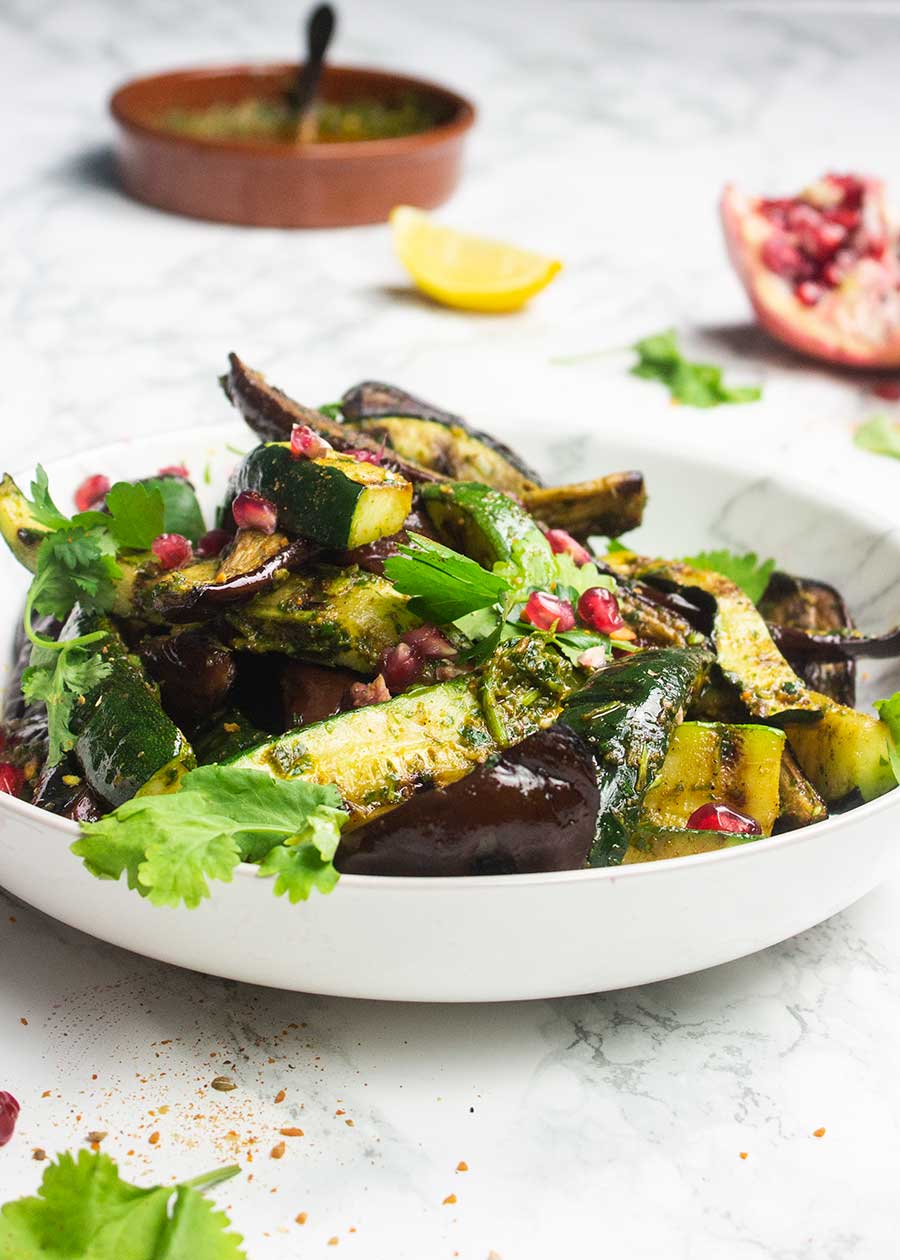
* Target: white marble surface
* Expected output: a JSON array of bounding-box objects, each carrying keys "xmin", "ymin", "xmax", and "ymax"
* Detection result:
[{"xmin": 3, "ymin": 0, "xmax": 900, "ymax": 1254}]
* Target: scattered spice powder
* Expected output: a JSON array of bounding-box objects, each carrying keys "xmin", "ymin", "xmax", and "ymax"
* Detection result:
[
  {"xmin": 41, "ymin": 1091, "xmax": 51, "ymax": 1099},
  {"xmin": 274, "ymin": 1089, "xmax": 286, "ymax": 1104},
  {"xmin": 32, "ymin": 1148, "xmax": 46, "ymax": 1161},
  {"xmin": 739, "ymin": 1152, "xmax": 748, "ymax": 1160},
  {"xmin": 443, "ymin": 1193, "xmax": 457, "ymax": 1205},
  {"xmin": 270, "ymin": 1141, "xmax": 286, "ymax": 1160},
  {"xmin": 327, "ymin": 1239, "xmax": 339, "ymax": 1247},
  {"xmin": 813, "ymin": 1127, "xmax": 826, "ymax": 1138},
  {"xmin": 456, "ymin": 1161, "xmax": 468, "ymax": 1172},
  {"xmin": 279, "ymin": 1127, "xmax": 304, "ymax": 1137},
  {"xmin": 211, "ymin": 1076, "xmax": 237, "ymax": 1092},
  {"xmin": 19, "ymin": 1018, "xmax": 27, "ymax": 1026},
  {"xmin": 345, "ymin": 1119, "xmax": 354, "ymax": 1127},
  {"xmin": 296, "ymin": 1212, "xmax": 308, "ymax": 1225},
  {"xmin": 86, "ymin": 1131, "xmax": 107, "ymax": 1145},
  {"xmin": 148, "ymin": 1131, "xmax": 160, "ymax": 1146}
]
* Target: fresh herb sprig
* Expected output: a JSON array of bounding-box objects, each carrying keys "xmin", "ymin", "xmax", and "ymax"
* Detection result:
[
  {"xmin": 631, "ymin": 330, "xmax": 762, "ymax": 408},
  {"xmin": 18, "ymin": 467, "xmax": 166, "ymax": 765},
  {"xmin": 854, "ymin": 413, "xmax": 900, "ymax": 461},
  {"xmin": 679, "ymin": 548, "xmax": 775, "ymax": 605},
  {"xmin": 73, "ymin": 765, "xmax": 348, "ymax": 908},
  {"xmin": 0, "ymin": 1150, "xmax": 245, "ymax": 1259}
]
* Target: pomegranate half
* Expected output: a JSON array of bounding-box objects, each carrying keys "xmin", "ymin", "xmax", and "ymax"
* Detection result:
[{"xmin": 721, "ymin": 173, "xmax": 900, "ymax": 368}]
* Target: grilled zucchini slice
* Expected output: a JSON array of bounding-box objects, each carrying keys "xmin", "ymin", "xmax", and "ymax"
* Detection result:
[
  {"xmin": 421, "ymin": 480, "xmax": 553, "ymax": 576},
  {"xmin": 623, "ymin": 827, "xmax": 754, "ymax": 863},
  {"xmin": 784, "ymin": 692, "xmax": 896, "ymax": 803}
]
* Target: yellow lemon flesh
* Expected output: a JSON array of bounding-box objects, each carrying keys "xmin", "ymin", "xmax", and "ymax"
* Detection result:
[{"xmin": 390, "ymin": 206, "xmax": 562, "ymax": 313}]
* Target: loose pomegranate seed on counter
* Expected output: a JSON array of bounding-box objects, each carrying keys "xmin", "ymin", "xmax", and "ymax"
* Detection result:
[
  {"xmin": 195, "ymin": 528, "xmax": 233, "ymax": 558},
  {"xmin": 0, "ymin": 1092, "xmax": 20, "ymax": 1147},
  {"xmin": 521, "ymin": 592, "xmax": 575, "ymax": 632},
  {"xmin": 158, "ymin": 463, "xmax": 190, "ymax": 479},
  {"xmin": 401, "ymin": 625, "xmax": 457, "ymax": 659},
  {"xmin": 290, "ymin": 424, "xmax": 332, "ymax": 461},
  {"xmin": 873, "ymin": 381, "xmax": 900, "ymax": 401},
  {"xmin": 73, "ymin": 474, "xmax": 110, "ymax": 513},
  {"xmin": 232, "ymin": 491, "xmax": 277, "ymax": 534},
  {"xmin": 349, "ymin": 675, "xmax": 391, "ymax": 708},
  {"xmin": 543, "ymin": 528, "xmax": 591, "ymax": 566},
  {"xmin": 151, "ymin": 533, "xmax": 193, "ymax": 571},
  {"xmin": 687, "ymin": 802, "xmax": 762, "ymax": 836},
  {"xmin": 379, "ymin": 642, "xmax": 423, "ymax": 692},
  {"xmin": 0, "ymin": 765, "xmax": 24, "ymax": 797},
  {"xmin": 577, "ymin": 587, "xmax": 624, "ymax": 634},
  {"xmin": 577, "ymin": 645, "xmax": 609, "ymax": 671}
]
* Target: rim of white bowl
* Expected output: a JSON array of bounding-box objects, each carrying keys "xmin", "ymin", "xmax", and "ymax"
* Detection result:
[{"xmin": 1, "ymin": 420, "xmax": 898, "ymax": 894}]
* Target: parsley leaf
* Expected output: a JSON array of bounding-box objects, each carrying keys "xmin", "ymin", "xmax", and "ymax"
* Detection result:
[
  {"xmin": 679, "ymin": 548, "xmax": 775, "ymax": 604},
  {"xmin": 874, "ymin": 692, "xmax": 900, "ymax": 784},
  {"xmin": 73, "ymin": 766, "xmax": 348, "ymax": 908},
  {"xmin": 0, "ymin": 1150, "xmax": 244, "ymax": 1260},
  {"xmin": 854, "ymin": 414, "xmax": 900, "ymax": 461},
  {"xmin": 384, "ymin": 533, "xmax": 511, "ymax": 622},
  {"xmin": 22, "ymin": 644, "xmax": 113, "ymax": 766},
  {"xmin": 631, "ymin": 329, "xmax": 762, "ymax": 408}
]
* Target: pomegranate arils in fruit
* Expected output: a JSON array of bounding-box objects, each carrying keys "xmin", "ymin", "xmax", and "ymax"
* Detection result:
[
  {"xmin": 761, "ymin": 235, "xmax": 808, "ymax": 280},
  {"xmin": 577, "ymin": 586, "xmax": 624, "ymax": 634},
  {"xmin": 0, "ymin": 1092, "xmax": 19, "ymax": 1147},
  {"xmin": 290, "ymin": 424, "xmax": 332, "ymax": 461},
  {"xmin": 196, "ymin": 527, "xmax": 233, "ymax": 558},
  {"xmin": 158, "ymin": 463, "xmax": 190, "ymax": 479},
  {"xmin": 795, "ymin": 281, "xmax": 825, "ymax": 307},
  {"xmin": 152, "ymin": 533, "xmax": 192, "ymax": 571},
  {"xmin": 0, "ymin": 764, "xmax": 24, "ymax": 797},
  {"xmin": 74, "ymin": 474, "xmax": 110, "ymax": 513},
  {"xmin": 401, "ymin": 625, "xmax": 456, "ymax": 659},
  {"xmin": 521, "ymin": 592, "xmax": 575, "ymax": 632},
  {"xmin": 543, "ymin": 528, "xmax": 591, "ymax": 566},
  {"xmin": 232, "ymin": 491, "xmax": 277, "ymax": 534},
  {"xmin": 687, "ymin": 802, "xmax": 762, "ymax": 836},
  {"xmin": 349, "ymin": 675, "xmax": 391, "ymax": 709},
  {"xmin": 379, "ymin": 642, "xmax": 423, "ymax": 692}
]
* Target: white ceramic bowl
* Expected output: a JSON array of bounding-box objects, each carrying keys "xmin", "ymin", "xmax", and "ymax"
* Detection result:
[{"xmin": 1, "ymin": 422, "xmax": 899, "ymax": 1002}]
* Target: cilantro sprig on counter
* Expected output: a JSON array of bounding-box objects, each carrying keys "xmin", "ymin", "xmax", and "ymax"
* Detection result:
[
  {"xmin": 631, "ymin": 329, "xmax": 762, "ymax": 408},
  {"xmin": 0, "ymin": 1150, "xmax": 245, "ymax": 1260},
  {"xmin": 73, "ymin": 765, "xmax": 348, "ymax": 909},
  {"xmin": 18, "ymin": 467, "xmax": 166, "ymax": 766},
  {"xmin": 854, "ymin": 413, "xmax": 900, "ymax": 461}
]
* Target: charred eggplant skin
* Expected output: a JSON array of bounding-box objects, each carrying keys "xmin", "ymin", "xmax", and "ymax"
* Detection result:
[
  {"xmin": 138, "ymin": 630, "xmax": 237, "ymax": 730},
  {"xmin": 760, "ymin": 571, "xmax": 856, "ymax": 706},
  {"xmin": 562, "ymin": 646, "xmax": 712, "ymax": 867},
  {"xmin": 338, "ymin": 724, "xmax": 599, "ymax": 877},
  {"xmin": 522, "ymin": 472, "xmax": 647, "ymax": 540}
]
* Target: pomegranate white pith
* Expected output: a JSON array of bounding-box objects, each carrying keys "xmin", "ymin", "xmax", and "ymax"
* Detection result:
[{"xmin": 721, "ymin": 174, "xmax": 900, "ymax": 368}]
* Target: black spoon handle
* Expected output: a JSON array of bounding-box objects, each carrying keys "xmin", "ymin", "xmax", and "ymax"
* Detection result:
[{"xmin": 294, "ymin": 3, "xmax": 336, "ymax": 138}]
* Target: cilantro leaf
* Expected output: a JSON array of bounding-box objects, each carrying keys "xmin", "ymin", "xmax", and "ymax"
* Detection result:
[
  {"xmin": 30, "ymin": 528, "xmax": 121, "ymax": 621},
  {"xmin": 0, "ymin": 1150, "xmax": 244, "ymax": 1260},
  {"xmin": 142, "ymin": 476, "xmax": 206, "ymax": 543},
  {"xmin": 73, "ymin": 766, "xmax": 348, "ymax": 909},
  {"xmin": 24, "ymin": 465, "xmax": 69, "ymax": 531},
  {"xmin": 679, "ymin": 548, "xmax": 775, "ymax": 604},
  {"xmin": 631, "ymin": 329, "xmax": 761, "ymax": 408},
  {"xmin": 385, "ymin": 533, "xmax": 511, "ymax": 622},
  {"xmin": 22, "ymin": 643, "xmax": 113, "ymax": 766},
  {"xmin": 854, "ymin": 414, "xmax": 900, "ymax": 461},
  {"xmin": 102, "ymin": 481, "xmax": 165, "ymax": 549},
  {"xmin": 874, "ymin": 692, "xmax": 900, "ymax": 784}
]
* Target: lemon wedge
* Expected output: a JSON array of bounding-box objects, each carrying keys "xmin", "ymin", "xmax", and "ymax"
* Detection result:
[{"xmin": 390, "ymin": 206, "xmax": 562, "ymax": 313}]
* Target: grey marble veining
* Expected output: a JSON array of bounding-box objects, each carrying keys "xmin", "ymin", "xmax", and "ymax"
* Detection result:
[{"xmin": 3, "ymin": 1, "xmax": 900, "ymax": 1256}]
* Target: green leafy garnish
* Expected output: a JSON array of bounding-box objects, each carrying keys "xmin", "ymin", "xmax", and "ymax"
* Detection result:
[
  {"xmin": 874, "ymin": 692, "xmax": 900, "ymax": 783},
  {"xmin": 384, "ymin": 533, "xmax": 511, "ymax": 622},
  {"xmin": 0, "ymin": 1150, "xmax": 244, "ymax": 1260},
  {"xmin": 854, "ymin": 414, "xmax": 900, "ymax": 461},
  {"xmin": 631, "ymin": 329, "xmax": 762, "ymax": 408},
  {"xmin": 143, "ymin": 476, "xmax": 207, "ymax": 542},
  {"xmin": 317, "ymin": 401, "xmax": 345, "ymax": 421},
  {"xmin": 680, "ymin": 548, "xmax": 775, "ymax": 604},
  {"xmin": 22, "ymin": 644, "xmax": 112, "ymax": 766},
  {"xmin": 73, "ymin": 765, "xmax": 348, "ymax": 908}
]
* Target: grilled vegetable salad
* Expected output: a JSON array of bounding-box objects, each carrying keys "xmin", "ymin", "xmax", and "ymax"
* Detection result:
[{"xmin": 1, "ymin": 354, "xmax": 899, "ymax": 908}]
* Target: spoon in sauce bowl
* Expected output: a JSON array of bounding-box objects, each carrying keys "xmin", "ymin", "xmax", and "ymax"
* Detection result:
[{"xmin": 293, "ymin": 3, "xmax": 337, "ymax": 143}]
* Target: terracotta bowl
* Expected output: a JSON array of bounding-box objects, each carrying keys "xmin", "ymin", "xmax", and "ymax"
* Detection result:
[{"xmin": 109, "ymin": 63, "xmax": 476, "ymax": 229}]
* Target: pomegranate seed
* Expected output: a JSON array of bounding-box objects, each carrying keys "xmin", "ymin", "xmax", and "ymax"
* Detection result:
[
  {"xmin": 347, "ymin": 448, "xmax": 383, "ymax": 465},
  {"xmin": 543, "ymin": 528, "xmax": 592, "ymax": 566},
  {"xmin": 290, "ymin": 425, "xmax": 332, "ymax": 461},
  {"xmin": 401, "ymin": 625, "xmax": 457, "ymax": 659},
  {"xmin": 873, "ymin": 381, "xmax": 900, "ymax": 402},
  {"xmin": 577, "ymin": 645, "xmax": 609, "ymax": 671},
  {"xmin": 349, "ymin": 675, "xmax": 391, "ymax": 708},
  {"xmin": 232, "ymin": 491, "xmax": 277, "ymax": 534},
  {"xmin": 378, "ymin": 642, "xmax": 423, "ymax": 692},
  {"xmin": 577, "ymin": 587, "xmax": 624, "ymax": 634},
  {"xmin": 687, "ymin": 802, "xmax": 762, "ymax": 836},
  {"xmin": 0, "ymin": 1092, "xmax": 19, "ymax": 1147},
  {"xmin": 521, "ymin": 591, "xmax": 576, "ymax": 632},
  {"xmin": 196, "ymin": 527, "xmax": 233, "ymax": 558},
  {"xmin": 799, "ymin": 220, "xmax": 847, "ymax": 260},
  {"xmin": 158, "ymin": 463, "xmax": 190, "ymax": 479},
  {"xmin": 824, "ymin": 206, "xmax": 860, "ymax": 231},
  {"xmin": 74, "ymin": 474, "xmax": 110, "ymax": 514},
  {"xmin": 151, "ymin": 533, "xmax": 193, "ymax": 571},
  {"xmin": 760, "ymin": 234, "xmax": 807, "ymax": 280},
  {"xmin": 0, "ymin": 764, "xmax": 24, "ymax": 797},
  {"xmin": 758, "ymin": 198, "xmax": 793, "ymax": 227},
  {"xmin": 795, "ymin": 280, "xmax": 825, "ymax": 306}
]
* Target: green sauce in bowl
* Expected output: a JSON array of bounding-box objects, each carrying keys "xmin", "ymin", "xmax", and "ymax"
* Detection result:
[{"xmin": 161, "ymin": 94, "xmax": 442, "ymax": 144}]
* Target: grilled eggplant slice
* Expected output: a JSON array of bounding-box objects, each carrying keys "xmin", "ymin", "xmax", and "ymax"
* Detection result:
[
  {"xmin": 31, "ymin": 757, "xmax": 106, "ymax": 822},
  {"xmin": 338, "ymin": 724, "xmax": 599, "ymax": 876},
  {"xmin": 222, "ymin": 354, "xmax": 441, "ymax": 484},
  {"xmin": 641, "ymin": 721, "xmax": 785, "ymax": 836},
  {"xmin": 231, "ymin": 635, "xmax": 579, "ymax": 827},
  {"xmin": 777, "ymin": 748, "xmax": 828, "ymax": 829},
  {"xmin": 194, "ymin": 709, "xmax": 269, "ymax": 765},
  {"xmin": 759, "ymin": 571, "xmax": 856, "ymax": 706},
  {"xmin": 231, "ymin": 443, "xmax": 412, "ymax": 549},
  {"xmin": 562, "ymin": 645, "xmax": 712, "ymax": 867},
  {"xmin": 521, "ymin": 471, "xmax": 647, "ymax": 540},
  {"xmin": 227, "ymin": 565, "xmax": 419, "ymax": 673},
  {"xmin": 138, "ymin": 629, "xmax": 236, "ymax": 729},
  {"xmin": 783, "ymin": 691, "xmax": 896, "ymax": 803}
]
